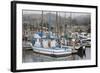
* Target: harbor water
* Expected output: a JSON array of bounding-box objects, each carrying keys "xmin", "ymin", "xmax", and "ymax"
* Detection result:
[{"xmin": 22, "ymin": 47, "xmax": 91, "ymax": 63}]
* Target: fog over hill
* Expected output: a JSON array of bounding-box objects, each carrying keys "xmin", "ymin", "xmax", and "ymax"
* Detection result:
[{"xmin": 22, "ymin": 12, "xmax": 91, "ymax": 27}]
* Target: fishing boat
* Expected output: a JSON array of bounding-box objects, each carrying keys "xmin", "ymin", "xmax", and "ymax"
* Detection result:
[{"xmin": 29, "ymin": 32, "xmax": 73, "ymax": 56}]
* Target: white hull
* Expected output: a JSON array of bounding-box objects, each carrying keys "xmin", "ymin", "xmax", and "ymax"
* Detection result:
[{"xmin": 30, "ymin": 43, "xmax": 72, "ymax": 56}]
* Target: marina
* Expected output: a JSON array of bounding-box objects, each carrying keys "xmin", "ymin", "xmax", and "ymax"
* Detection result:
[{"xmin": 22, "ymin": 10, "xmax": 91, "ymax": 63}]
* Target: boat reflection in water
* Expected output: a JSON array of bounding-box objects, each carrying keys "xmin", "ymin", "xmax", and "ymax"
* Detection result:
[{"xmin": 22, "ymin": 47, "xmax": 90, "ymax": 63}]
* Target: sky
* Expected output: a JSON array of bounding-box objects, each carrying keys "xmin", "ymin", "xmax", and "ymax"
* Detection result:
[{"xmin": 23, "ymin": 10, "xmax": 91, "ymax": 18}]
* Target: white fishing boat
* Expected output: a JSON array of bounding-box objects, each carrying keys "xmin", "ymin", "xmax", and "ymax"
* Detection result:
[{"xmin": 29, "ymin": 32, "xmax": 73, "ymax": 56}]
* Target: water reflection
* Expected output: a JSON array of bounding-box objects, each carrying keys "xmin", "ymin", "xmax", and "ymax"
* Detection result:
[{"xmin": 22, "ymin": 47, "xmax": 90, "ymax": 63}]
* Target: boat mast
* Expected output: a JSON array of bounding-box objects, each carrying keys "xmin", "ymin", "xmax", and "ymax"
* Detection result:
[
  {"xmin": 48, "ymin": 12, "xmax": 51, "ymax": 39},
  {"xmin": 41, "ymin": 11, "xmax": 43, "ymax": 33},
  {"xmin": 56, "ymin": 11, "xmax": 58, "ymax": 38},
  {"xmin": 58, "ymin": 12, "xmax": 61, "ymax": 38}
]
